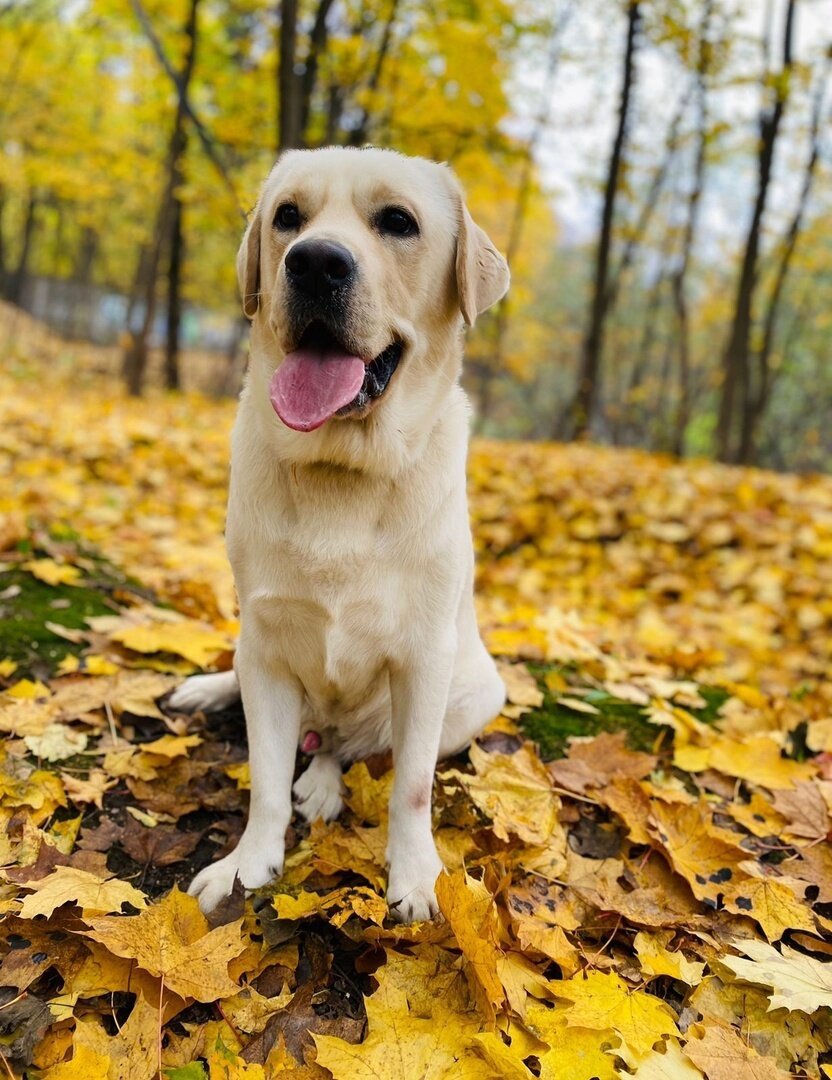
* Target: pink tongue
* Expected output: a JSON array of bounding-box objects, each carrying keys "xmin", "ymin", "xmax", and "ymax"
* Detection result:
[{"xmin": 270, "ymin": 349, "xmax": 365, "ymax": 432}]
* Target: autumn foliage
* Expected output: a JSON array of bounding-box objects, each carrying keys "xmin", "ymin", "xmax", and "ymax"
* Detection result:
[{"xmin": 1, "ymin": 334, "xmax": 832, "ymax": 1078}]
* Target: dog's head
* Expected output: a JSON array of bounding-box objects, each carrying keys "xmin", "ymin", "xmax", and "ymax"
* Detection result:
[{"xmin": 238, "ymin": 148, "xmax": 509, "ymax": 438}]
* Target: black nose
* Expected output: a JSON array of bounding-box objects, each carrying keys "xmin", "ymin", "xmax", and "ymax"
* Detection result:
[{"xmin": 284, "ymin": 239, "xmax": 356, "ymax": 299}]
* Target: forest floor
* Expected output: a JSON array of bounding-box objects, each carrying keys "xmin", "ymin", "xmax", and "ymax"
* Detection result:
[{"xmin": 1, "ymin": 327, "xmax": 831, "ymax": 1079}]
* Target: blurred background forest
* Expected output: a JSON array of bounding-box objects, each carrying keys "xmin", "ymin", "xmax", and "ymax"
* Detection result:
[{"xmin": 0, "ymin": 0, "xmax": 830, "ymax": 471}]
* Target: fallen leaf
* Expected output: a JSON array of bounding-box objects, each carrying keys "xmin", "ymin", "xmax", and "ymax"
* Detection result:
[
  {"xmin": 720, "ymin": 939, "xmax": 832, "ymax": 1013},
  {"xmin": 772, "ymin": 781, "xmax": 831, "ymax": 842},
  {"xmin": 74, "ymin": 993, "xmax": 160, "ymax": 1080},
  {"xmin": 523, "ymin": 998, "xmax": 621, "ymax": 1080},
  {"xmin": 82, "ymin": 886, "xmax": 245, "ymax": 1001},
  {"xmin": 723, "ymin": 872, "xmax": 816, "ymax": 942},
  {"xmin": 23, "ymin": 558, "xmax": 83, "ymax": 587},
  {"xmin": 24, "ymin": 723, "xmax": 88, "ymax": 762},
  {"xmin": 553, "ymin": 969, "xmax": 680, "ymax": 1058},
  {"xmin": 110, "ymin": 620, "xmax": 233, "ymax": 667},
  {"xmin": 634, "ymin": 930, "xmax": 706, "ymax": 984},
  {"xmin": 683, "ymin": 1021, "xmax": 791, "ymax": 1080},
  {"xmin": 443, "ymin": 739, "xmax": 562, "ymax": 846},
  {"xmin": 435, "ymin": 869, "xmax": 505, "ymax": 1020},
  {"xmin": 39, "ymin": 1043, "xmax": 111, "ymax": 1079},
  {"xmin": 17, "ymin": 866, "xmax": 147, "ymax": 918},
  {"xmin": 648, "ymin": 801, "xmax": 751, "ymax": 903}
]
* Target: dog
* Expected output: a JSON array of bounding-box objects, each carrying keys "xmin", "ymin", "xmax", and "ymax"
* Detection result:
[{"xmin": 168, "ymin": 146, "xmax": 509, "ymax": 922}]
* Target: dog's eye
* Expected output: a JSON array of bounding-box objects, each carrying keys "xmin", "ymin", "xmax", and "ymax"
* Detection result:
[
  {"xmin": 274, "ymin": 203, "xmax": 301, "ymax": 230},
  {"xmin": 376, "ymin": 207, "xmax": 419, "ymax": 237}
]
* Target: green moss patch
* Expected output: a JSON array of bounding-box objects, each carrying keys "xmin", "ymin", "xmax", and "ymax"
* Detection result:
[
  {"xmin": 519, "ymin": 663, "xmax": 728, "ymax": 761},
  {"xmin": 0, "ymin": 540, "xmax": 145, "ymax": 677}
]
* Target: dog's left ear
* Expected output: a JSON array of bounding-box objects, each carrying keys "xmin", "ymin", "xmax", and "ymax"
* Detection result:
[
  {"xmin": 237, "ymin": 205, "xmax": 262, "ymax": 319},
  {"xmin": 455, "ymin": 201, "xmax": 510, "ymax": 327}
]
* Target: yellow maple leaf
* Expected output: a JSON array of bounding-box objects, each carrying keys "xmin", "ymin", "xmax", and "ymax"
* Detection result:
[
  {"xmin": 343, "ymin": 761, "xmax": 393, "ymax": 825},
  {"xmin": 109, "ymin": 670, "xmax": 179, "ymax": 718},
  {"xmin": 0, "ymin": 657, "xmax": 18, "ymax": 677},
  {"xmin": 683, "ymin": 1021, "xmax": 791, "ymax": 1080},
  {"xmin": 314, "ymin": 978, "xmax": 493, "ymax": 1080},
  {"xmin": 40, "ymin": 1043, "xmax": 111, "ymax": 1079},
  {"xmin": 17, "ymin": 865, "xmax": 147, "ymax": 918},
  {"xmin": 524, "ymin": 998, "xmax": 622, "ymax": 1080},
  {"xmin": 554, "ymin": 969, "xmax": 680, "ymax": 1058},
  {"xmin": 443, "ymin": 739, "xmax": 562, "ymax": 846},
  {"xmin": 723, "ymin": 871, "xmax": 816, "ymax": 942},
  {"xmin": 221, "ymin": 985, "xmax": 294, "ymax": 1036},
  {"xmin": 7, "ymin": 677, "xmax": 51, "ymax": 700},
  {"xmin": 648, "ymin": 801, "xmax": 752, "ymax": 903},
  {"xmin": 84, "ymin": 654, "xmax": 120, "ymax": 675},
  {"xmin": 435, "ymin": 869, "xmax": 505, "ymax": 1020},
  {"xmin": 0, "ymin": 758, "xmax": 67, "ymax": 823},
  {"xmin": 110, "ymin": 620, "xmax": 233, "ymax": 667},
  {"xmin": 632, "ymin": 1037, "xmax": 704, "ymax": 1078},
  {"xmin": 74, "ymin": 993, "xmax": 160, "ymax": 1080},
  {"xmin": 82, "ymin": 886, "xmax": 245, "ymax": 1001},
  {"xmin": 678, "ymin": 734, "xmax": 816, "ymax": 791},
  {"xmin": 688, "ymin": 974, "xmax": 825, "ymax": 1070},
  {"xmin": 273, "ymin": 888, "xmax": 337, "ymax": 921},
  {"xmin": 224, "ymin": 761, "xmax": 251, "ymax": 789},
  {"xmin": 23, "ymin": 558, "xmax": 83, "ymax": 587},
  {"xmin": 61, "ymin": 768, "xmax": 116, "ymax": 808},
  {"xmin": 138, "ymin": 733, "xmax": 202, "ymax": 758},
  {"xmin": 205, "ymin": 1026, "xmax": 268, "ymax": 1078},
  {"xmin": 634, "ymin": 930, "xmax": 706, "ymax": 985},
  {"xmin": 0, "ymin": 698, "xmax": 58, "ymax": 737}
]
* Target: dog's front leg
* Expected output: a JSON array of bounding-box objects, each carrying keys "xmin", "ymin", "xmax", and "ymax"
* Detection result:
[
  {"xmin": 386, "ymin": 648, "xmax": 453, "ymax": 922},
  {"xmin": 189, "ymin": 640, "xmax": 302, "ymax": 914}
]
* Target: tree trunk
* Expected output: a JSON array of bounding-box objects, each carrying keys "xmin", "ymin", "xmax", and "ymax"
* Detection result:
[
  {"xmin": 71, "ymin": 225, "xmax": 98, "ymax": 338},
  {"xmin": 0, "ymin": 185, "xmax": 6, "ymax": 296},
  {"xmin": 165, "ymin": 179, "xmax": 184, "ymax": 390},
  {"xmin": 123, "ymin": 0, "xmax": 200, "ymax": 396},
  {"xmin": 7, "ymin": 190, "xmax": 36, "ymax": 306},
  {"xmin": 570, "ymin": 0, "xmax": 641, "ymax": 438},
  {"xmin": 715, "ymin": 0, "xmax": 795, "ymax": 463},
  {"xmin": 669, "ymin": 0, "xmax": 713, "ymax": 457},
  {"xmin": 605, "ymin": 86, "xmax": 689, "ymax": 312},
  {"xmin": 738, "ymin": 53, "xmax": 827, "ymax": 464},
  {"xmin": 324, "ymin": 83, "xmax": 344, "ymax": 144},
  {"xmin": 299, "ymin": 0, "xmax": 336, "ymax": 142},
  {"xmin": 278, "ymin": 0, "xmax": 301, "ymax": 151}
]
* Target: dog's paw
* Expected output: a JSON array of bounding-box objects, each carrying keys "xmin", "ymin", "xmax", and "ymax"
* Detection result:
[
  {"xmin": 167, "ymin": 671, "xmax": 240, "ymax": 714},
  {"xmin": 188, "ymin": 839, "xmax": 282, "ymax": 914},
  {"xmin": 292, "ymin": 754, "xmax": 345, "ymax": 824},
  {"xmin": 387, "ymin": 848, "xmax": 444, "ymax": 923}
]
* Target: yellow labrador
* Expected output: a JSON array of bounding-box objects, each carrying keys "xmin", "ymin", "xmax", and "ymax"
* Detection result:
[{"xmin": 169, "ymin": 147, "xmax": 509, "ymax": 921}]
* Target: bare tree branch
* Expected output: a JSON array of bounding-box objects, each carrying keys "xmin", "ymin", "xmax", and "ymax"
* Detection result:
[{"xmin": 128, "ymin": 0, "xmax": 246, "ymax": 221}]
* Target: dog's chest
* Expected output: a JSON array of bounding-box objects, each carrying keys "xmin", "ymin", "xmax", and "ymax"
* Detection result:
[{"xmin": 234, "ymin": 490, "xmax": 421, "ymax": 709}]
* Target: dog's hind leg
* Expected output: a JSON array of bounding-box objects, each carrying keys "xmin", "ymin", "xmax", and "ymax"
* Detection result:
[
  {"xmin": 167, "ymin": 670, "xmax": 241, "ymax": 714},
  {"xmin": 439, "ymin": 646, "xmax": 506, "ymax": 759},
  {"xmin": 292, "ymin": 753, "xmax": 345, "ymax": 823}
]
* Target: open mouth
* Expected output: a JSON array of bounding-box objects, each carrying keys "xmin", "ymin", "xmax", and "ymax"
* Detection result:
[
  {"xmin": 337, "ymin": 340, "xmax": 403, "ymax": 415},
  {"xmin": 270, "ymin": 321, "xmax": 403, "ymax": 433}
]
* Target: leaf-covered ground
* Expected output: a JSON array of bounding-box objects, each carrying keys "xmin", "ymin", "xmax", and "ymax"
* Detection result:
[{"xmin": 1, "ymin": 334, "xmax": 831, "ymax": 1079}]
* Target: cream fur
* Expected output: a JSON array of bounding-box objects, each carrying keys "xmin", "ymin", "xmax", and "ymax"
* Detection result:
[{"xmin": 170, "ymin": 147, "xmax": 509, "ymax": 922}]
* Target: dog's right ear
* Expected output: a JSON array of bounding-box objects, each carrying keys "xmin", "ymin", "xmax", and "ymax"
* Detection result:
[{"xmin": 237, "ymin": 206, "xmax": 262, "ymax": 319}]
